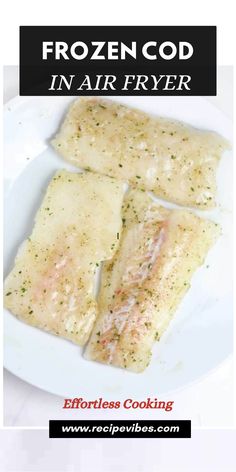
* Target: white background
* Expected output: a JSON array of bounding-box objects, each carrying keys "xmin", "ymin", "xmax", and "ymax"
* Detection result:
[
  {"xmin": 0, "ymin": 1, "xmax": 235, "ymax": 471},
  {"xmin": 0, "ymin": 429, "xmax": 236, "ymax": 472},
  {"xmin": 0, "ymin": 0, "xmax": 235, "ymax": 65},
  {"xmin": 3, "ymin": 66, "xmax": 233, "ymax": 429}
]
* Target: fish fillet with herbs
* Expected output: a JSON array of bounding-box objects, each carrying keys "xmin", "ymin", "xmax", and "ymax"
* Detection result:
[
  {"xmin": 85, "ymin": 190, "xmax": 220, "ymax": 372},
  {"xmin": 4, "ymin": 171, "xmax": 125, "ymax": 345},
  {"xmin": 52, "ymin": 98, "xmax": 229, "ymax": 209}
]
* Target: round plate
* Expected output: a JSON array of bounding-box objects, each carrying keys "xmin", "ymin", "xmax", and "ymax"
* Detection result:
[{"xmin": 4, "ymin": 95, "xmax": 233, "ymax": 398}]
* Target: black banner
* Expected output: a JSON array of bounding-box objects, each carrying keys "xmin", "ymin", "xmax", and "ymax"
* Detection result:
[
  {"xmin": 49, "ymin": 420, "xmax": 191, "ymax": 438},
  {"xmin": 20, "ymin": 26, "xmax": 216, "ymax": 96}
]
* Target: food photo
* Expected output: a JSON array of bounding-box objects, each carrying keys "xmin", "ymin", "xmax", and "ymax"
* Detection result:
[{"xmin": 3, "ymin": 94, "xmax": 233, "ymax": 398}]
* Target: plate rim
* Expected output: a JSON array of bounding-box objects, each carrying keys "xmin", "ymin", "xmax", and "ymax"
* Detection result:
[{"xmin": 3, "ymin": 93, "xmax": 233, "ymax": 398}]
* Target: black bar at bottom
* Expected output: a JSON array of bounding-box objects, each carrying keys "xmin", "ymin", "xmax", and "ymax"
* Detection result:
[{"xmin": 49, "ymin": 420, "xmax": 191, "ymax": 438}]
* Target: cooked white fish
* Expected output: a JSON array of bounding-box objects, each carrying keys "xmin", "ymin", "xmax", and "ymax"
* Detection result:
[
  {"xmin": 85, "ymin": 190, "xmax": 220, "ymax": 372},
  {"xmin": 52, "ymin": 98, "xmax": 229, "ymax": 209},
  {"xmin": 4, "ymin": 171, "xmax": 125, "ymax": 345}
]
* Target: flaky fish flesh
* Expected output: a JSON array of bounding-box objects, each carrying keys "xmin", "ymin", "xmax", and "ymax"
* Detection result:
[
  {"xmin": 4, "ymin": 171, "xmax": 125, "ymax": 345},
  {"xmin": 85, "ymin": 189, "xmax": 220, "ymax": 371},
  {"xmin": 52, "ymin": 98, "xmax": 229, "ymax": 209}
]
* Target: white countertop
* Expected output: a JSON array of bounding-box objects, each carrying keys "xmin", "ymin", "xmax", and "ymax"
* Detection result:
[{"xmin": 3, "ymin": 66, "xmax": 233, "ymax": 428}]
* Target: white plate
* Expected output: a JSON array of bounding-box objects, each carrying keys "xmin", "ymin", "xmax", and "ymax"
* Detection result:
[{"xmin": 4, "ymin": 95, "xmax": 233, "ymax": 398}]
